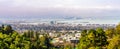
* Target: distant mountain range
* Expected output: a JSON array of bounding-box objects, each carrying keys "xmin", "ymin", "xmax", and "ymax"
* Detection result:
[
  {"xmin": 0, "ymin": 16, "xmax": 83, "ymax": 20},
  {"xmin": 0, "ymin": 16, "xmax": 120, "ymax": 25},
  {"xmin": 0, "ymin": 16, "xmax": 120, "ymax": 21}
]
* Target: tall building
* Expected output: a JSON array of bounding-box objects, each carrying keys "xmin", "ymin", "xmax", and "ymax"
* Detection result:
[{"xmin": 50, "ymin": 21, "xmax": 56, "ymax": 25}]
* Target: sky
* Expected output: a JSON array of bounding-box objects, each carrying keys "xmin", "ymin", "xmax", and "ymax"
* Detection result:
[{"xmin": 0, "ymin": 0, "xmax": 120, "ymax": 17}]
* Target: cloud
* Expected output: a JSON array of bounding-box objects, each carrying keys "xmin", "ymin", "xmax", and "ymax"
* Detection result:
[
  {"xmin": 0, "ymin": 0, "xmax": 120, "ymax": 9},
  {"xmin": 0, "ymin": 0, "xmax": 120, "ymax": 17}
]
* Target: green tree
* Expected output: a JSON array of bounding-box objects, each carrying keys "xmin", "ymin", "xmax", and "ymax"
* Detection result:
[
  {"xmin": 4, "ymin": 25, "xmax": 13, "ymax": 34},
  {"xmin": 116, "ymin": 23, "xmax": 120, "ymax": 34},
  {"xmin": 105, "ymin": 28, "xmax": 115, "ymax": 39},
  {"xmin": 107, "ymin": 35, "xmax": 120, "ymax": 49},
  {"xmin": 77, "ymin": 28, "xmax": 107, "ymax": 49},
  {"xmin": 87, "ymin": 29, "xmax": 96, "ymax": 47},
  {"xmin": 77, "ymin": 30, "xmax": 89, "ymax": 49},
  {"xmin": 95, "ymin": 28, "xmax": 107, "ymax": 48}
]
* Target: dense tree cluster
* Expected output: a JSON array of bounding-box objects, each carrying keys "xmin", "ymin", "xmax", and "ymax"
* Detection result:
[
  {"xmin": 77, "ymin": 24, "xmax": 120, "ymax": 49},
  {"xmin": 0, "ymin": 25, "xmax": 53, "ymax": 49}
]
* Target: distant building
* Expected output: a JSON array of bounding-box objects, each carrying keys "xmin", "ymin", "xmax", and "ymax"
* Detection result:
[{"xmin": 50, "ymin": 21, "xmax": 57, "ymax": 25}]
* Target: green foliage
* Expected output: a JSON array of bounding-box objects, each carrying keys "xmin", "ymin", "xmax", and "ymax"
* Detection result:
[
  {"xmin": 105, "ymin": 28, "xmax": 115, "ymax": 39},
  {"xmin": 77, "ymin": 23, "xmax": 120, "ymax": 49},
  {"xmin": 77, "ymin": 30, "xmax": 89, "ymax": 49},
  {"xmin": 77, "ymin": 28, "xmax": 107, "ymax": 49},
  {"xmin": 116, "ymin": 24, "xmax": 120, "ymax": 34},
  {"xmin": 107, "ymin": 35, "xmax": 120, "ymax": 49},
  {"xmin": 0, "ymin": 25, "xmax": 53, "ymax": 49},
  {"xmin": 4, "ymin": 25, "xmax": 13, "ymax": 34}
]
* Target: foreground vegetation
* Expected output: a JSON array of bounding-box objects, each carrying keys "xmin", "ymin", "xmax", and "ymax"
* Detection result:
[
  {"xmin": 0, "ymin": 24, "xmax": 120, "ymax": 49},
  {"xmin": 0, "ymin": 25, "xmax": 53, "ymax": 49},
  {"xmin": 77, "ymin": 24, "xmax": 120, "ymax": 49}
]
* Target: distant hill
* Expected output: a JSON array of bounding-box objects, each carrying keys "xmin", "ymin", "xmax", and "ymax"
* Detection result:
[{"xmin": 0, "ymin": 16, "xmax": 120, "ymax": 21}]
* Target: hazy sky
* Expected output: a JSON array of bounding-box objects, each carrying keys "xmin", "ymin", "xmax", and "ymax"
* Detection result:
[{"xmin": 0, "ymin": 0, "xmax": 120, "ymax": 17}]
